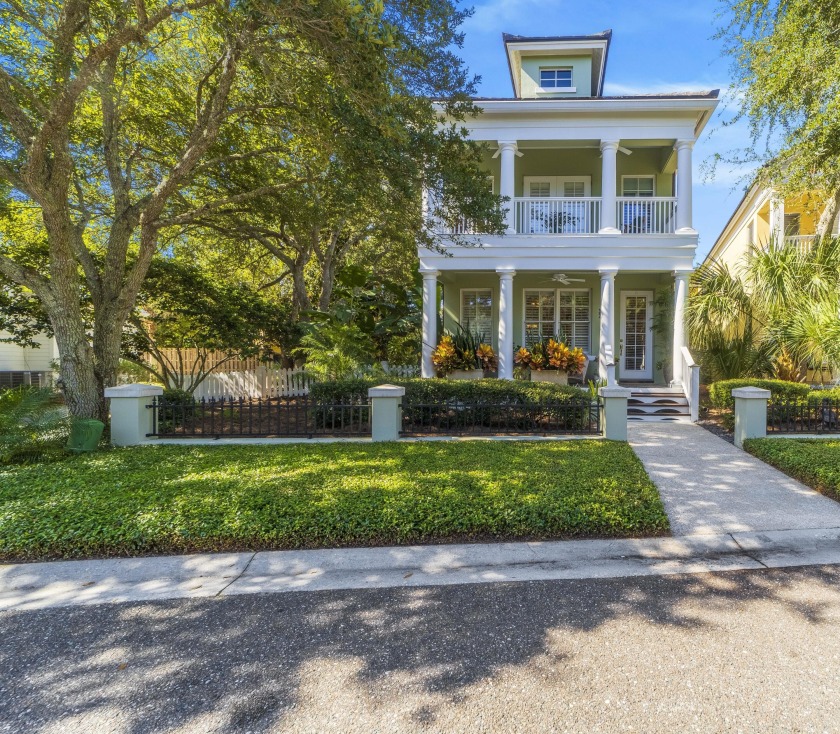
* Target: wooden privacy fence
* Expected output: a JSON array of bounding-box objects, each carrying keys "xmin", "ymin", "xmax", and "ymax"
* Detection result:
[{"xmin": 179, "ymin": 364, "xmax": 421, "ymax": 399}]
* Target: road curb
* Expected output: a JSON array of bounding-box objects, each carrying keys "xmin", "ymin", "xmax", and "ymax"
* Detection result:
[{"xmin": 3, "ymin": 528, "xmax": 840, "ymax": 610}]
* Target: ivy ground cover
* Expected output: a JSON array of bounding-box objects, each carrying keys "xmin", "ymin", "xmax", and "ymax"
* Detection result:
[{"xmin": 0, "ymin": 441, "xmax": 667, "ymax": 561}]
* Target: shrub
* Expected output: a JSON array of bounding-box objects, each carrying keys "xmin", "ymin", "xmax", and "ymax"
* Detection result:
[
  {"xmin": 0, "ymin": 386, "xmax": 69, "ymax": 464},
  {"xmin": 708, "ymin": 379, "xmax": 810, "ymax": 409},
  {"xmin": 310, "ymin": 377, "xmax": 584, "ymax": 404}
]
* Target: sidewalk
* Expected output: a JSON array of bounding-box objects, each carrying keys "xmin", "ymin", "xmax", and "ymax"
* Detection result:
[
  {"xmin": 628, "ymin": 422, "xmax": 840, "ymax": 535},
  {"xmin": 4, "ymin": 527, "xmax": 840, "ymax": 610}
]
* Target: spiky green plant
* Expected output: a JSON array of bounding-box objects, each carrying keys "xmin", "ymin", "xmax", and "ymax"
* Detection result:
[
  {"xmin": 0, "ymin": 387, "xmax": 70, "ymax": 464},
  {"xmin": 689, "ymin": 236, "xmax": 840, "ymax": 381}
]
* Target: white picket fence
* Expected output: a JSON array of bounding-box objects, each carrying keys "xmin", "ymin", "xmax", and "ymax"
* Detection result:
[{"xmin": 185, "ymin": 364, "xmax": 420, "ymax": 399}]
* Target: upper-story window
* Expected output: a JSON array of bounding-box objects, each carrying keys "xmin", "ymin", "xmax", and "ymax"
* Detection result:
[
  {"xmin": 539, "ymin": 68, "xmax": 573, "ymax": 90},
  {"xmin": 784, "ymin": 213, "xmax": 801, "ymax": 236},
  {"xmin": 622, "ymin": 176, "xmax": 655, "ymax": 197}
]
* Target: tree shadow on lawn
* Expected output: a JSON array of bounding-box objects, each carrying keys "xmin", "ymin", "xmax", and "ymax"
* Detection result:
[{"xmin": 1, "ymin": 565, "xmax": 838, "ymax": 732}]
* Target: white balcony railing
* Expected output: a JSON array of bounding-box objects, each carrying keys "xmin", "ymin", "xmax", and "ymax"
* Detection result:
[
  {"xmin": 616, "ymin": 197, "xmax": 677, "ymax": 234},
  {"xmin": 514, "ymin": 197, "xmax": 601, "ymax": 234},
  {"xmin": 785, "ymin": 234, "xmax": 817, "ymax": 252}
]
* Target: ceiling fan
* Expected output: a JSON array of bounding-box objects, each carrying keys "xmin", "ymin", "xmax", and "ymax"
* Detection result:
[{"xmin": 548, "ymin": 273, "xmax": 586, "ymax": 286}]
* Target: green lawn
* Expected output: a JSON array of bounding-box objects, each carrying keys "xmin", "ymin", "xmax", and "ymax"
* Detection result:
[
  {"xmin": 0, "ymin": 441, "xmax": 667, "ymax": 561},
  {"xmin": 745, "ymin": 438, "xmax": 840, "ymax": 501}
]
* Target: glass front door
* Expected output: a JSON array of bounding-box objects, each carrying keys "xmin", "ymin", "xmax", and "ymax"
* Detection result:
[{"xmin": 620, "ymin": 291, "xmax": 653, "ymax": 380}]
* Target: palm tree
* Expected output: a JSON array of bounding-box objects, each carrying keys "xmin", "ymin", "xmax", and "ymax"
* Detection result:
[{"xmin": 688, "ymin": 236, "xmax": 840, "ymax": 382}]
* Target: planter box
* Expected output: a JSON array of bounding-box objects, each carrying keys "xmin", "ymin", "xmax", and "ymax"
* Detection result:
[
  {"xmin": 531, "ymin": 370, "xmax": 569, "ymax": 386},
  {"xmin": 448, "ymin": 369, "xmax": 485, "ymax": 381}
]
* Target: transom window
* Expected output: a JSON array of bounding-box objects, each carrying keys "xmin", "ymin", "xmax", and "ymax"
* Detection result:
[
  {"xmin": 461, "ymin": 289, "xmax": 493, "ymax": 341},
  {"xmin": 523, "ymin": 289, "xmax": 591, "ymax": 352},
  {"xmin": 529, "ymin": 181, "xmax": 551, "ymax": 197},
  {"xmin": 622, "ymin": 176, "xmax": 655, "ymax": 197},
  {"xmin": 563, "ymin": 181, "xmax": 585, "ymax": 197},
  {"xmin": 540, "ymin": 68, "xmax": 573, "ymax": 89}
]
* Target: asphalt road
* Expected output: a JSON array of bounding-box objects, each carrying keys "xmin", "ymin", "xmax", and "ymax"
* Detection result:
[{"xmin": 2, "ymin": 565, "xmax": 840, "ymax": 733}]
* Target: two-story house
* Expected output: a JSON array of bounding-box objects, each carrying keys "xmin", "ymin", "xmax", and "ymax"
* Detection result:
[
  {"xmin": 418, "ymin": 30, "xmax": 718, "ymax": 407},
  {"xmin": 705, "ymin": 185, "xmax": 840, "ymax": 269}
]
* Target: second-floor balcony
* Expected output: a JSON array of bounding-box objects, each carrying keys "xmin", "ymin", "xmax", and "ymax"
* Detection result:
[{"xmin": 442, "ymin": 196, "xmax": 679, "ymax": 236}]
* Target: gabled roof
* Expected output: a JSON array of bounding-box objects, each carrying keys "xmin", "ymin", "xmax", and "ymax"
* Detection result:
[{"xmin": 503, "ymin": 30, "xmax": 612, "ymax": 97}]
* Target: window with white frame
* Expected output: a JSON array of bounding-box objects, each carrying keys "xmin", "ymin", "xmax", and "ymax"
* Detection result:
[
  {"xmin": 523, "ymin": 289, "xmax": 591, "ymax": 352},
  {"xmin": 461, "ymin": 289, "xmax": 493, "ymax": 340},
  {"xmin": 524, "ymin": 290, "xmax": 556, "ymax": 346},
  {"xmin": 557, "ymin": 290, "xmax": 591, "ymax": 352},
  {"xmin": 622, "ymin": 176, "xmax": 655, "ymax": 197},
  {"xmin": 563, "ymin": 181, "xmax": 585, "ymax": 197},
  {"xmin": 528, "ymin": 181, "xmax": 551, "ymax": 197},
  {"xmin": 539, "ymin": 68, "xmax": 573, "ymax": 89}
]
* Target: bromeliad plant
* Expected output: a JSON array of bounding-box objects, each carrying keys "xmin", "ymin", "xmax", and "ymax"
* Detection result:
[
  {"xmin": 431, "ymin": 331, "xmax": 497, "ymax": 376},
  {"xmin": 514, "ymin": 339, "xmax": 586, "ymax": 374}
]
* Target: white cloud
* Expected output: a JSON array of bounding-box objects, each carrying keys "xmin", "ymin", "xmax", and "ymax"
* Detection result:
[{"xmin": 463, "ymin": 0, "xmax": 544, "ymax": 34}]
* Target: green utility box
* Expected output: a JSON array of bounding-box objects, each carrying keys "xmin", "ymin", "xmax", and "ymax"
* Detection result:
[{"xmin": 65, "ymin": 419, "xmax": 105, "ymax": 454}]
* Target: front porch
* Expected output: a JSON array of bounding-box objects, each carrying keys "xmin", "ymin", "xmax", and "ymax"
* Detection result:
[{"xmin": 420, "ymin": 268, "xmax": 691, "ymax": 388}]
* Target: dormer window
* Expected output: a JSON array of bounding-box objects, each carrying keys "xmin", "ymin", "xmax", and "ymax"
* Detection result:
[{"xmin": 539, "ymin": 67, "xmax": 574, "ymax": 91}]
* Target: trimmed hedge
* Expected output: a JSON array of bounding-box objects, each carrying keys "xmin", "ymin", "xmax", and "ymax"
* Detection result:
[
  {"xmin": 708, "ymin": 379, "xmax": 810, "ymax": 409},
  {"xmin": 310, "ymin": 377, "xmax": 585, "ymax": 404}
]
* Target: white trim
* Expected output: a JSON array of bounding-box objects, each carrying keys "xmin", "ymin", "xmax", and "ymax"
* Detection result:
[
  {"xmin": 621, "ymin": 175, "xmax": 656, "ymax": 197},
  {"xmin": 459, "ymin": 288, "xmax": 494, "ymax": 339},
  {"xmin": 523, "ymin": 176, "xmax": 591, "ymax": 197},
  {"xmin": 522, "ymin": 287, "xmax": 592, "ymax": 351},
  {"xmin": 619, "ymin": 290, "xmax": 654, "ymax": 380}
]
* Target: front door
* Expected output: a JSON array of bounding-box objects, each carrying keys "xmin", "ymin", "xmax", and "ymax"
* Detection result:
[{"xmin": 620, "ymin": 291, "xmax": 653, "ymax": 381}]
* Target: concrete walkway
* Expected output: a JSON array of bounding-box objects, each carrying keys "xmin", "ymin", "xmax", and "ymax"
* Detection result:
[
  {"xmin": 628, "ymin": 421, "xmax": 840, "ymax": 535},
  {"xmin": 4, "ymin": 528, "xmax": 840, "ymax": 610}
]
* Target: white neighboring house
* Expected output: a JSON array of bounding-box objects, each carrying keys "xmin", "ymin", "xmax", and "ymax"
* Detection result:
[
  {"xmin": 420, "ymin": 30, "xmax": 718, "ymax": 399},
  {"xmin": 0, "ymin": 331, "xmax": 57, "ymax": 387}
]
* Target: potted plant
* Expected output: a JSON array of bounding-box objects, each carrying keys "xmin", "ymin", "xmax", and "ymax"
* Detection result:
[
  {"xmin": 514, "ymin": 339, "xmax": 586, "ymax": 385},
  {"xmin": 432, "ymin": 333, "xmax": 496, "ymax": 379}
]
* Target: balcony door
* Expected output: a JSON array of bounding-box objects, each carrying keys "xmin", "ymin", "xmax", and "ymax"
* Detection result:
[
  {"xmin": 523, "ymin": 176, "xmax": 591, "ymax": 233},
  {"xmin": 620, "ymin": 291, "xmax": 653, "ymax": 381}
]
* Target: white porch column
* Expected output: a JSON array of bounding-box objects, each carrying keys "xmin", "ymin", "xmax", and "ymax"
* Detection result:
[
  {"xmin": 420, "ymin": 268, "xmax": 440, "ymax": 378},
  {"xmin": 496, "ymin": 267, "xmax": 516, "ymax": 379},
  {"xmin": 599, "ymin": 268, "xmax": 617, "ymax": 381},
  {"xmin": 671, "ymin": 270, "xmax": 691, "ymax": 386},
  {"xmin": 675, "ymin": 140, "xmax": 695, "ymax": 233},
  {"xmin": 769, "ymin": 193, "xmax": 785, "ymax": 244},
  {"xmin": 498, "ymin": 141, "xmax": 518, "ymax": 233},
  {"xmin": 599, "ymin": 140, "xmax": 620, "ymax": 234}
]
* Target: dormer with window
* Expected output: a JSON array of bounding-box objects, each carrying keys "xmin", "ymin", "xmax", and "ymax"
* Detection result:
[{"xmin": 503, "ymin": 31, "xmax": 611, "ymax": 99}]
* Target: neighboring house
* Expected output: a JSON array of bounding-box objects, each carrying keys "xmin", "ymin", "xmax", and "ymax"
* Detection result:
[
  {"xmin": 419, "ymin": 30, "xmax": 719, "ymax": 391},
  {"xmin": 705, "ymin": 184, "xmax": 840, "ymax": 270},
  {"xmin": 0, "ymin": 331, "xmax": 57, "ymax": 388}
]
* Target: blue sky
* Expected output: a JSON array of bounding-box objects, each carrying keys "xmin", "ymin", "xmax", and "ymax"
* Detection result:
[{"xmin": 457, "ymin": 0, "xmax": 753, "ymax": 262}]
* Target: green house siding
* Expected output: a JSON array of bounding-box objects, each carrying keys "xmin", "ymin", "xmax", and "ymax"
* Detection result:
[
  {"xmin": 478, "ymin": 145, "xmax": 674, "ymax": 198},
  {"xmin": 519, "ymin": 55, "xmax": 594, "ymax": 99},
  {"xmin": 439, "ymin": 271, "xmax": 673, "ymax": 384}
]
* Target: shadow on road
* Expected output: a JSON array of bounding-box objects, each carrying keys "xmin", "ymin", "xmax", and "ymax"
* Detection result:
[{"xmin": 1, "ymin": 565, "xmax": 839, "ymax": 732}]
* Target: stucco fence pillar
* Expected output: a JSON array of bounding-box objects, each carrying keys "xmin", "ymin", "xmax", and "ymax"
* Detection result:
[
  {"xmin": 104, "ymin": 383, "xmax": 163, "ymax": 446},
  {"xmin": 732, "ymin": 386, "xmax": 770, "ymax": 448},
  {"xmin": 598, "ymin": 385, "xmax": 631, "ymax": 441},
  {"xmin": 369, "ymin": 384, "xmax": 406, "ymax": 442}
]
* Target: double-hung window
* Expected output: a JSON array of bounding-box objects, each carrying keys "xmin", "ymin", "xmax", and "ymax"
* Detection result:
[
  {"xmin": 539, "ymin": 68, "xmax": 573, "ymax": 90},
  {"xmin": 460, "ymin": 289, "xmax": 493, "ymax": 340},
  {"xmin": 620, "ymin": 176, "xmax": 656, "ymax": 233},
  {"xmin": 523, "ymin": 289, "xmax": 591, "ymax": 352}
]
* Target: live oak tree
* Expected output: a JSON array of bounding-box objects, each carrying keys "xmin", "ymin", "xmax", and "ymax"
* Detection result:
[
  {"xmin": 0, "ymin": 0, "xmax": 415, "ymax": 418},
  {"xmin": 181, "ymin": 0, "xmax": 505, "ymax": 320},
  {"xmin": 718, "ymin": 0, "xmax": 840, "ymax": 232}
]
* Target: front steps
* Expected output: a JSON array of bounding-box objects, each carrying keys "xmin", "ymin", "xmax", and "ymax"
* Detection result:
[{"xmin": 626, "ymin": 386, "xmax": 690, "ymax": 422}]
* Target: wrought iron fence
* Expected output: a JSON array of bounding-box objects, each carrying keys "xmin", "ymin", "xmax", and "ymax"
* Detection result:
[
  {"xmin": 148, "ymin": 394, "xmax": 371, "ymax": 438},
  {"xmin": 401, "ymin": 396, "xmax": 601, "ymax": 436},
  {"xmin": 767, "ymin": 399, "xmax": 840, "ymax": 434}
]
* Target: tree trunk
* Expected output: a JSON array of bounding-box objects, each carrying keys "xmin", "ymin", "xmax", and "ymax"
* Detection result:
[
  {"xmin": 816, "ymin": 188, "xmax": 840, "ymax": 236},
  {"xmin": 50, "ymin": 310, "xmax": 103, "ymax": 420},
  {"xmin": 290, "ymin": 259, "xmax": 311, "ymax": 319}
]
